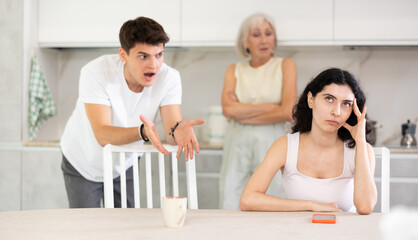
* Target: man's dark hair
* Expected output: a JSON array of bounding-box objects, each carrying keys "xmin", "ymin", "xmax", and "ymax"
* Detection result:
[{"xmin": 119, "ymin": 16, "xmax": 169, "ymax": 54}]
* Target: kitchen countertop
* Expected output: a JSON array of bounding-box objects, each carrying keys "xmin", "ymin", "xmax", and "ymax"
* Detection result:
[
  {"xmin": 375, "ymin": 145, "xmax": 418, "ymax": 154},
  {"xmin": 200, "ymin": 143, "xmax": 418, "ymax": 154},
  {"xmin": 1, "ymin": 141, "xmax": 417, "ymax": 154},
  {"xmin": 22, "ymin": 140, "xmax": 60, "ymax": 147}
]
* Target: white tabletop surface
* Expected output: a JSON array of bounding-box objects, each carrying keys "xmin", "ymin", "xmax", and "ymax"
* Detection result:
[{"xmin": 0, "ymin": 208, "xmax": 383, "ymax": 240}]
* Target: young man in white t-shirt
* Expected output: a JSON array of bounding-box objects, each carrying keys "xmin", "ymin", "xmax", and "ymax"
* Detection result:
[{"xmin": 60, "ymin": 16, "xmax": 204, "ymax": 208}]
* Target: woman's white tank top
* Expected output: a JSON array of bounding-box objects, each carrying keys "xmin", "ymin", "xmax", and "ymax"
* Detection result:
[{"xmin": 282, "ymin": 132, "xmax": 356, "ymax": 212}]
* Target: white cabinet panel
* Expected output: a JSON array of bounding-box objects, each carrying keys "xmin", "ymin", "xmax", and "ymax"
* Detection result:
[
  {"xmin": 39, "ymin": 0, "xmax": 180, "ymax": 47},
  {"xmin": 181, "ymin": 0, "xmax": 333, "ymax": 46},
  {"xmin": 335, "ymin": 0, "xmax": 418, "ymax": 44},
  {"xmin": 37, "ymin": 0, "xmax": 418, "ymax": 47}
]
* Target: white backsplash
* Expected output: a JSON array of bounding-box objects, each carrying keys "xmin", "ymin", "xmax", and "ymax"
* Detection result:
[{"xmin": 33, "ymin": 47, "xmax": 418, "ymax": 146}]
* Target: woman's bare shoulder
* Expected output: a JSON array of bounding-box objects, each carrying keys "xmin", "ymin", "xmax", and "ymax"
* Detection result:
[
  {"xmin": 271, "ymin": 135, "xmax": 288, "ymax": 153},
  {"xmin": 265, "ymin": 135, "xmax": 289, "ymax": 168}
]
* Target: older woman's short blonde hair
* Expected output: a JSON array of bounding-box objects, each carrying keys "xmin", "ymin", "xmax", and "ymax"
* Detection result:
[{"xmin": 236, "ymin": 13, "xmax": 277, "ymax": 58}]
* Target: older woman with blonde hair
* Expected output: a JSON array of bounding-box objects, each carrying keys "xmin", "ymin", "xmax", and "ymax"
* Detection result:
[{"xmin": 219, "ymin": 13, "xmax": 297, "ymax": 209}]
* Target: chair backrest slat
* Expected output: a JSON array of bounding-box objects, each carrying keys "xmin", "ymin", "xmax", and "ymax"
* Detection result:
[
  {"xmin": 158, "ymin": 153, "xmax": 166, "ymax": 203},
  {"xmin": 132, "ymin": 152, "xmax": 140, "ymax": 208},
  {"xmin": 119, "ymin": 152, "xmax": 127, "ymax": 208},
  {"xmin": 186, "ymin": 155, "xmax": 198, "ymax": 210},
  {"xmin": 145, "ymin": 152, "xmax": 153, "ymax": 208},
  {"xmin": 103, "ymin": 146, "xmax": 114, "ymax": 208},
  {"xmin": 171, "ymin": 154, "xmax": 179, "ymax": 197},
  {"xmin": 103, "ymin": 144, "xmax": 198, "ymax": 209},
  {"xmin": 374, "ymin": 147, "xmax": 390, "ymax": 213}
]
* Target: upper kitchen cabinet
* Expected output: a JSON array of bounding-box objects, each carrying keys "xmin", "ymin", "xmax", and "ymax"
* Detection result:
[
  {"xmin": 38, "ymin": 0, "xmax": 181, "ymax": 48},
  {"xmin": 181, "ymin": 0, "xmax": 334, "ymax": 46},
  {"xmin": 334, "ymin": 0, "xmax": 418, "ymax": 45}
]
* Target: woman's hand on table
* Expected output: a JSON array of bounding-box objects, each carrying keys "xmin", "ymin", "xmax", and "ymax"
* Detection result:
[{"xmin": 311, "ymin": 202, "xmax": 342, "ymax": 212}]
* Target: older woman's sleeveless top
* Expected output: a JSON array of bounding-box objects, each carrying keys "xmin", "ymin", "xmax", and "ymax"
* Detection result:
[{"xmin": 234, "ymin": 57, "xmax": 283, "ymax": 104}]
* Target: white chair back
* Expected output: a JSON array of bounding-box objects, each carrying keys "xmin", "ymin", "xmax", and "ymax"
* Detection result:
[
  {"xmin": 374, "ymin": 147, "xmax": 390, "ymax": 213},
  {"xmin": 103, "ymin": 144, "xmax": 198, "ymax": 209}
]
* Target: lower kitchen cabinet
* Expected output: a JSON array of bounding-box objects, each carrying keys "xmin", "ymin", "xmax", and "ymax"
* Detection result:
[
  {"xmin": 21, "ymin": 149, "xmax": 68, "ymax": 210},
  {"xmin": 0, "ymin": 149, "xmax": 22, "ymax": 211},
  {"xmin": 374, "ymin": 152, "xmax": 418, "ymax": 211},
  {"xmin": 390, "ymin": 183, "xmax": 418, "ymax": 207},
  {"xmin": 0, "ymin": 146, "xmax": 68, "ymax": 211}
]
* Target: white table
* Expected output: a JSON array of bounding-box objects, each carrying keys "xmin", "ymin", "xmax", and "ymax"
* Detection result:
[{"xmin": 0, "ymin": 208, "xmax": 383, "ymax": 240}]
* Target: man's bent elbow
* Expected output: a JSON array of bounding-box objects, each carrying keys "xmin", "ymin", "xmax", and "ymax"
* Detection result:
[{"xmin": 96, "ymin": 136, "xmax": 108, "ymax": 147}]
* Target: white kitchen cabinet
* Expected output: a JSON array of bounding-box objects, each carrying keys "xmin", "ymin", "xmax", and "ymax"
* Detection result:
[
  {"xmin": 38, "ymin": 0, "xmax": 181, "ymax": 47},
  {"xmin": 37, "ymin": 0, "xmax": 418, "ymax": 47},
  {"xmin": 38, "ymin": 0, "xmax": 333, "ymax": 48},
  {"xmin": 181, "ymin": 0, "xmax": 334, "ymax": 46},
  {"xmin": 334, "ymin": 0, "xmax": 418, "ymax": 45}
]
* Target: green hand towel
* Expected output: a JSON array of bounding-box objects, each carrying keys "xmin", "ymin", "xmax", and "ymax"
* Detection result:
[{"xmin": 28, "ymin": 55, "xmax": 57, "ymax": 140}]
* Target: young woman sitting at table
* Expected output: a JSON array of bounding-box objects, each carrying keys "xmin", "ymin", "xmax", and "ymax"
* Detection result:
[{"xmin": 240, "ymin": 68, "xmax": 377, "ymax": 215}]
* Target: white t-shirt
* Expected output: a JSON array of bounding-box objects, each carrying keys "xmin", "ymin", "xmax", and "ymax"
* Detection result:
[
  {"xmin": 282, "ymin": 132, "xmax": 356, "ymax": 212},
  {"xmin": 60, "ymin": 54, "xmax": 182, "ymax": 182}
]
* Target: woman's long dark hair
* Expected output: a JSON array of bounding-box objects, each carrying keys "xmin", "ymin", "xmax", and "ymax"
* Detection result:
[{"xmin": 291, "ymin": 68, "xmax": 371, "ymax": 148}]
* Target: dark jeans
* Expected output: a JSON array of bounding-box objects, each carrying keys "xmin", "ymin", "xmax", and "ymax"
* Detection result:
[{"xmin": 61, "ymin": 154, "xmax": 135, "ymax": 208}]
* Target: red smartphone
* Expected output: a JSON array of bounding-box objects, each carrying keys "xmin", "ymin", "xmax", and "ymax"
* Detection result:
[{"xmin": 312, "ymin": 214, "xmax": 337, "ymax": 224}]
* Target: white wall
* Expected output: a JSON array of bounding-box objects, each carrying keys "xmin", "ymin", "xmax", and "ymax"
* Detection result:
[{"xmin": 0, "ymin": 0, "xmax": 23, "ymax": 142}]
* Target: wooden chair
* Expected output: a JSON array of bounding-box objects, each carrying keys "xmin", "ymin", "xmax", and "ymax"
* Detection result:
[{"xmin": 103, "ymin": 144, "xmax": 198, "ymax": 209}]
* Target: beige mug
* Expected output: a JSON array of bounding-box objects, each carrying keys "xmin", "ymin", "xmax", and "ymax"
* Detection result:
[{"xmin": 162, "ymin": 197, "xmax": 187, "ymax": 228}]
